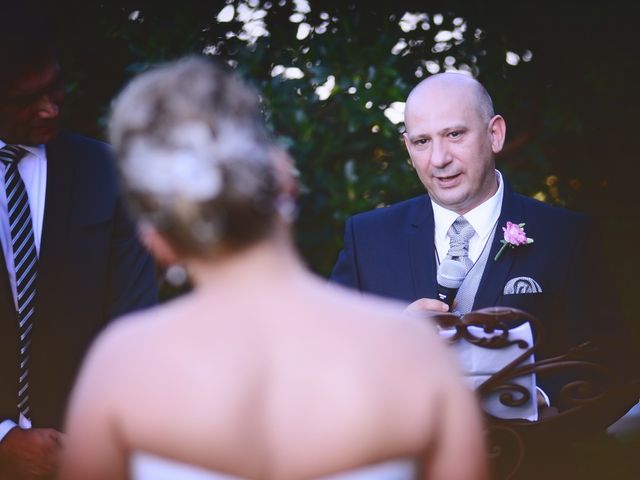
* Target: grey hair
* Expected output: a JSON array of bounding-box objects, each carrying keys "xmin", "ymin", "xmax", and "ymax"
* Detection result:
[{"xmin": 109, "ymin": 56, "xmax": 280, "ymax": 257}]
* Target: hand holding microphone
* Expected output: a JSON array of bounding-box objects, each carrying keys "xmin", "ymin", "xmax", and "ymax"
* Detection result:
[
  {"xmin": 404, "ymin": 259, "xmax": 468, "ymax": 316},
  {"xmin": 436, "ymin": 258, "xmax": 467, "ymax": 310}
]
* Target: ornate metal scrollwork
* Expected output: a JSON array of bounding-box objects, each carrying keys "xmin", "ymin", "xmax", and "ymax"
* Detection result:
[
  {"xmin": 486, "ymin": 424, "xmax": 525, "ymax": 480},
  {"xmin": 493, "ymin": 383, "xmax": 531, "ymax": 408},
  {"xmin": 433, "ymin": 307, "xmax": 640, "ymax": 479}
]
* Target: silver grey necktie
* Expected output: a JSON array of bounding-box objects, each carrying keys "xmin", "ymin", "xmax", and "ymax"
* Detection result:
[
  {"xmin": 446, "ymin": 216, "xmax": 475, "ymax": 272},
  {"xmin": 1, "ymin": 145, "xmax": 37, "ymax": 424}
]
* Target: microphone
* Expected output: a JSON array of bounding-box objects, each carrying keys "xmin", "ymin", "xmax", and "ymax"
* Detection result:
[{"xmin": 436, "ymin": 259, "xmax": 467, "ymax": 309}]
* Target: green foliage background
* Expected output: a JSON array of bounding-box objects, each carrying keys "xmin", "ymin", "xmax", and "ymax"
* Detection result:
[{"xmin": 47, "ymin": 0, "xmax": 638, "ymax": 341}]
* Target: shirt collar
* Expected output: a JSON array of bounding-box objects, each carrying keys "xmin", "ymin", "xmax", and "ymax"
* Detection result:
[
  {"xmin": 431, "ymin": 170, "xmax": 504, "ymax": 241},
  {"xmin": 0, "ymin": 140, "xmax": 46, "ymax": 161}
]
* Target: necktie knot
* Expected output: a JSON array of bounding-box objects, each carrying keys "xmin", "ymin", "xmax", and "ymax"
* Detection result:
[
  {"xmin": 0, "ymin": 145, "xmax": 27, "ymax": 166},
  {"xmin": 446, "ymin": 216, "xmax": 475, "ymax": 270}
]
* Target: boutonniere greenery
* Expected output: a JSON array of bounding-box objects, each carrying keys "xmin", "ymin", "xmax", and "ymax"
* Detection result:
[{"xmin": 494, "ymin": 221, "xmax": 534, "ymax": 261}]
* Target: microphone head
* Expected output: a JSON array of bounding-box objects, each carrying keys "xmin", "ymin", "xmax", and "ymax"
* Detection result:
[{"xmin": 437, "ymin": 259, "xmax": 467, "ymax": 288}]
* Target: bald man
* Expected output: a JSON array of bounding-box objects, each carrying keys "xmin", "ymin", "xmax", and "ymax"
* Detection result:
[{"xmin": 331, "ymin": 73, "xmax": 635, "ymax": 406}]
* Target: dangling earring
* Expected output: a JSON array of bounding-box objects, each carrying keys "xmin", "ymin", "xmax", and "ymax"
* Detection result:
[
  {"xmin": 275, "ymin": 194, "xmax": 298, "ymax": 223},
  {"xmin": 165, "ymin": 264, "xmax": 189, "ymax": 287}
]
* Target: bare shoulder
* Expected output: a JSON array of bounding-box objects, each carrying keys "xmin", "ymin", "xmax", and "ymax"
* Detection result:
[
  {"xmin": 86, "ymin": 304, "xmax": 171, "ymax": 365},
  {"xmin": 309, "ymin": 281, "xmax": 461, "ymax": 389},
  {"xmin": 293, "ymin": 281, "xmax": 474, "ymax": 456},
  {"xmin": 70, "ymin": 296, "xmax": 195, "ymax": 404},
  {"xmin": 64, "ymin": 297, "xmax": 199, "ymax": 445},
  {"xmin": 320, "ymin": 281, "xmax": 452, "ymax": 364}
]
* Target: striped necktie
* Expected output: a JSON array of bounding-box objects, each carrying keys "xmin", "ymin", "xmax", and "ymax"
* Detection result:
[{"xmin": 0, "ymin": 145, "xmax": 37, "ymax": 425}]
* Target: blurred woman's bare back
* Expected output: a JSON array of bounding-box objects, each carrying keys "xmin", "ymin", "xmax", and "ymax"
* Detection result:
[{"xmin": 64, "ymin": 243, "xmax": 486, "ymax": 480}]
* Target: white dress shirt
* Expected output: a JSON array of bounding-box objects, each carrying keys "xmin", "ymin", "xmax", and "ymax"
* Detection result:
[
  {"xmin": 0, "ymin": 140, "xmax": 47, "ymax": 440},
  {"xmin": 431, "ymin": 170, "xmax": 503, "ymax": 266}
]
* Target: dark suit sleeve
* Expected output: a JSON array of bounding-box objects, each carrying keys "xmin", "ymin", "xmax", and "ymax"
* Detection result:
[
  {"xmin": 105, "ymin": 197, "xmax": 158, "ymax": 319},
  {"xmin": 330, "ymin": 217, "xmax": 361, "ymax": 290}
]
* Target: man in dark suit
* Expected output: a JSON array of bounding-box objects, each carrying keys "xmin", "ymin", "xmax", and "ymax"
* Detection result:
[
  {"xmin": 0, "ymin": 7, "xmax": 157, "ymax": 479},
  {"xmin": 331, "ymin": 73, "xmax": 635, "ymax": 400}
]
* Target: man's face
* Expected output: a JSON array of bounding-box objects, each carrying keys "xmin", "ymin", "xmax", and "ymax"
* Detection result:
[
  {"xmin": 403, "ymin": 85, "xmax": 505, "ymax": 215},
  {"xmin": 0, "ymin": 61, "xmax": 64, "ymax": 145}
]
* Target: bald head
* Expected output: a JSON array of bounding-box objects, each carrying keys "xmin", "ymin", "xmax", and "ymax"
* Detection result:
[{"xmin": 405, "ymin": 73, "xmax": 495, "ymax": 127}]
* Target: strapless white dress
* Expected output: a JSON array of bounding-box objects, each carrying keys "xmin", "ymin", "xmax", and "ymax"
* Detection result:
[{"xmin": 131, "ymin": 452, "xmax": 417, "ymax": 480}]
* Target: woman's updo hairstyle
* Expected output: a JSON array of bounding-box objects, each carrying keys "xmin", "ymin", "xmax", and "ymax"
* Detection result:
[{"xmin": 109, "ymin": 56, "xmax": 280, "ymax": 258}]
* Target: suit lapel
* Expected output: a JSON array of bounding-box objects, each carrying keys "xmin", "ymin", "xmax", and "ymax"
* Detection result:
[
  {"xmin": 1, "ymin": 158, "xmax": 15, "ymax": 315},
  {"xmin": 0, "ymin": 244, "xmax": 14, "ymax": 308},
  {"xmin": 408, "ymin": 197, "xmax": 438, "ymax": 300},
  {"xmin": 36, "ymin": 132, "xmax": 76, "ymax": 315},
  {"xmin": 473, "ymin": 180, "xmax": 524, "ymax": 309},
  {"xmin": 0, "ymin": 236, "xmax": 17, "ymax": 327}
]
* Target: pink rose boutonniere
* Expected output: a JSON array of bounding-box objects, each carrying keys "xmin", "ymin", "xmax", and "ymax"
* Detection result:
[{"xmin": 494, "ymin": 221, "xmax": 534, "ymax": 261}]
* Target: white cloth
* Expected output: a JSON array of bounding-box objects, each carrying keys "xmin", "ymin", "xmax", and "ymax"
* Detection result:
[
  {"xmin": 439, "ymin": 322, "xmax": 538, "ymax": 420},
  {"xmin": 131, "ymin": 452, "xmax": 417, "ymax": 480},
  {"xmin": 0, "ymin": 420, "xmax": 16, "ymax": 442}
]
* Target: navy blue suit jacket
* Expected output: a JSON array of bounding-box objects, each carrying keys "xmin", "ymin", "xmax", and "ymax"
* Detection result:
[
  {"xmin": 0, "ymin": 131, "xmax": 157, "ymax": 429},
  {"xmin": 331, "ymin": 180, "xmax": 636, "ymax": 386}
]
